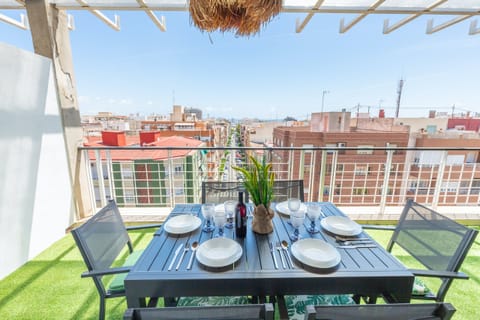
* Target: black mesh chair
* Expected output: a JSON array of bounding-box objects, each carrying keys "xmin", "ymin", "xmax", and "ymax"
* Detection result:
[
  {"xmin": 272, "ymin": 179, "xmax": 305, "ymax": 202},
  {"xmin": 364, "ymin": 199, "xmax": 478, "ymax": 303},
  {"xmin": 71, "ymin": 201, "xmax": 161, "ymax": 320},
  {"xmin": 304, "ymin": 302, "xmax": 455, "ymax": 320},
  {"xmin": 124, "ymin": 303, "xmax": 274, "ymax": 320},
  {"xmin": 201, "ymin": 181, "xmax": 249, "ymax": 203}
]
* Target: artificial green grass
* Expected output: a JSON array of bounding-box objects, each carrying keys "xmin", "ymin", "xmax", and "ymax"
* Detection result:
[{"xmin": 0, "ymin": 227, "xmax": 478, "ymax": 319}]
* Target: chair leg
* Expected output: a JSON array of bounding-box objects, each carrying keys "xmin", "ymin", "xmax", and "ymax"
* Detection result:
[
  {"xmin": 164, "ymin": 297, "xmax": 177, "ymax": 307},
  {"xmin": 99, "ymin": 295, "xmax": 105, "ymax": 320},
  {"xmin": 276, "ymin": 295, "xmax": 289, "ymax": 320},
  {"xmin": 148, "ymin": 297, "xmax": 159, "ymax": 307}
]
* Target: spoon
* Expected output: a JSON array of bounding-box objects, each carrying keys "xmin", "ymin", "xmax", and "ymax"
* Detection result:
[
  {"xmin": 281, "ymin": 240, "xmax": 295, "ymax": 269},
  {"xmin": 187, "ymin": 241, "xmax": 199, "ymax": 270}
]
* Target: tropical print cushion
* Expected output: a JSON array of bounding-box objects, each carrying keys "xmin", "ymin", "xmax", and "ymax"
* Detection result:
[
  {"xmin": 412, "ymin": 277, "xmax": 431, "ymax": 296},
  {"xmin": 285, "ymin": 294, "xmax": 355, "ymax": 320},
  {"xmin": 108, "ymin": 250, "xmax": 144, "ymax": 293},
  {"xmin": 178, "ymin": 296, "xmax": 250, "ymax": 306}
]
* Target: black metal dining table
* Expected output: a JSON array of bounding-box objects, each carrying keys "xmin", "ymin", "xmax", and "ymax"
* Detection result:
[{"xmin": 125, "ymin": 202, "xmax": 413, "ymax": 308}]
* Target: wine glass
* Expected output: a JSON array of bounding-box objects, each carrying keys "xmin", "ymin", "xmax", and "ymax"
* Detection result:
[
  {"xmin": 306, "ymin": 203, "xmax": 321, "ymax": 234},
  {"xmin": 290, "ymin": 209, "xmax": 305, "ymax": 242},
  {"xmin": 223, "ymin": 200, "xmax": 236, "ymax": 229},
  {"xmin": 213, "ymin": 209, "xmax": 227, "ymax": 237},
  {"xmin": 288, "ymin": 198, "xmax": 301, "ymax": 213},
  {"xmin": 201, "ymin": 203, "xmax": 215, "ymax": 232},
  {"xmin": 286, "ymin": 198, "xmax": 301, "ymax": 225}
]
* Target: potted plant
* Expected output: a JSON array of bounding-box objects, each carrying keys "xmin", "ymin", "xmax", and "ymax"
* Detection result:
[{"xmin": 233, "ymin": 154, "xmax": 275, "ymax": 234}]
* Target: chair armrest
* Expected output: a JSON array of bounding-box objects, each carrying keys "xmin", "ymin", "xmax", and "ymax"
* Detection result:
[
  {"xmin": 410, "ymin": 269, "xmax": 469, "ymax": 280},
  {"xmin": 361, "ymin": 224, "xmax": 396, "ymax": 231},
  {"xmin": 81, "ymin": 266, "xmax": 131, "ymax": 278},
  {"xmin": 126, "ymin": 223, "xmax": 162, "ymax": 231}
]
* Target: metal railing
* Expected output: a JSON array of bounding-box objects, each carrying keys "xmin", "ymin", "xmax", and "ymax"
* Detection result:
[{"xmin": 80, "ymin": 146, "xmax": 480, "ymax": 215}]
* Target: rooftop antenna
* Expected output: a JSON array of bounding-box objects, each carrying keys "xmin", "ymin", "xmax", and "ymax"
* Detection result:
[
  {"xmin": 395, "ymin": 78, "xmax": 404, "ymax": 118},
  {"xmin": 172, "ymin": 90, "xmax": 175, "ymax": 106}
]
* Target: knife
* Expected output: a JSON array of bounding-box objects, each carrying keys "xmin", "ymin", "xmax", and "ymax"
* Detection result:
[
  {"xmin": 269, "ymin": 242, "xmax": 278, "ymax": 269},
  {"xmin": 168, "ymin": 244, "xmax": 184, "ymax": 271},
  {"xmin": 176, "ymin": 244, "xmax": 189, "ymax": 270},
  {"xmin": 337, "ymin": 244, "xmax": 377, "ymax": 249}
]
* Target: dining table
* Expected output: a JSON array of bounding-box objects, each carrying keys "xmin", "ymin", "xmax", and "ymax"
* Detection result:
[{"xmin": 124, "ymin": 202, "xmax": 414, "ymax": 308}]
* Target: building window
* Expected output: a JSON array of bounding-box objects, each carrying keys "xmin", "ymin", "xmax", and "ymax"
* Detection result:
[
  {"xmin": 409, "ymin": 181, "xmax": 430, "ymax": 194},
  {"xmin": 471, "ymin": 180, "xmax": 480, "ymax": 195},
  {"xmin": 174, "ymin": 165, "xmax": 183, "ymax": 175},
  {"xmin": 124, "ymin": 190, "xmax": 136, "ymax": 204},
  {"xmin": 441, "ymin": 182, "xmax": 459, "ymax": 193},
  {"xmin": 446, "ymin": 154, "xmax": 464, "ymax": 166},
  {"xmin": 323, "ymin": 186, "xmax": 330, "ymax": 195},
  {"xmin": 335, "ymin": 184, "xmax": 341, "ymax": 195},
  {"xmin": 357, "ymin": 145, "xmax": 374, "ymax": 155},
  {"xmin": 426, "ymin": 125, "xmax": 437, "ymax": 134},
  {"xmin": 326, "ymin": 164, "xmax": 344, "ymax": 173},
  {"xmin": 121, "ymin": 163, "xmax": 134, "ymax": 179},
  {"xmin": 354, "ymin": 164, "xmax": 370, "ymax": 175},
  {"xmin": 353, "ymin": 188, "xmax": 368, "ymax": 195}
]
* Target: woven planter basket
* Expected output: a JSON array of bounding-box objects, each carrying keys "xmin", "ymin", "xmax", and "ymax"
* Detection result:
[{"xmin": 189, "ymin": 0, "xmax": 282, "ymax": 36}]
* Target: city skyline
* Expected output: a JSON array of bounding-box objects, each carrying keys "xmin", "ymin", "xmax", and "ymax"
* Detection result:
[{"xmin": 1, "ymin": 10, "xmax": 479, "ymax": 119}]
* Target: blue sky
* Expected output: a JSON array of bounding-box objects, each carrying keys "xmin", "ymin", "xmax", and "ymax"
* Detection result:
[{"xmin": 1, "ymin": 9, "xmax": 479, "ymax": 119}]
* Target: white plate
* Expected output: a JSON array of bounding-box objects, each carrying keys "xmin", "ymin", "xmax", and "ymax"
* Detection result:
[
  {"xmin": 196, "ymin": 238, "xmax": 243, "ymax": 268},
  {"xmin": 291, "ymin": 238, "xmax": 341, "ymax": 269},
  {"xmin": 275, "ymin": 201, "xmax": 307, "ymax": 216},
  {"xmin": 163, "ymin": 214, "xmax": 202, "ymax": 234},
  {"xmin": 320, "ymin": 216, "xmax": 363, "ymax": 236}
]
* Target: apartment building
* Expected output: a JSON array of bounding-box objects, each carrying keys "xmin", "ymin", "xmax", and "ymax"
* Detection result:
[
  {"xmin": 270, "ymin": 111, "xmax": 480, "ymax": 206},
  {"xmin": 85, "ymin": 131, "xmax": 207, "ymax": 207},
  {"xmin": 272, "ymin": 111, "xmax": 410, "ymax": 204},
  {"xmin": 409, "ymin": 130, "xmax": 480, "ymax": 205}
]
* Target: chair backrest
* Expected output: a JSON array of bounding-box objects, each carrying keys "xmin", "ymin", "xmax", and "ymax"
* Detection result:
[
  {"xmin": 304, "ymin": 302, "xmax": 455, "ymax": 320},
  {"xmin": 388, "ymin": 199, "xmax": 478, "ymax": 301},
  {"xmin": 124, "ymin": 303, "xmax": 274, "ymax": 320},
  {"xmin": 201, "ymin": 181, "xmax": 249, "ymax": 204},
  {"xmin": 272, "ymin": 179, "xmax": 305, "ymax": 202},
  {"xmin": 71, "ymin": 200, "xmax": 132, "ymax": 273}
]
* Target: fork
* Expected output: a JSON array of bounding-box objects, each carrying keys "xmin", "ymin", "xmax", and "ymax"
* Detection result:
[
  {"xmin": 269, "ymin": 241, "xmax": 279, "ymax": 269},
  {"xmin": 276, "ymin": 242, "xmax": 287, "ymax": 269},
  {"xmin": 176, "ymin": 242, "xmax": 189, "ymax": 270}
]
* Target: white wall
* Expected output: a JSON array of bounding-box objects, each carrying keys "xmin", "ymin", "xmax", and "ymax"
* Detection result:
[{"xmin": 0, "ymin": 43, "xmax": 73, "ymax": 279}]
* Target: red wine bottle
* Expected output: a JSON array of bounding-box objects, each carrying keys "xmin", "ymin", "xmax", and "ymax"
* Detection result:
[{"xmin": 235, "ymin": 192, "xmax": 247, "ymax": 238}]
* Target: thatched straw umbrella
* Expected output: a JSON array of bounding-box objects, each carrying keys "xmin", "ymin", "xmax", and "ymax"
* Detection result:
[{"xmin": 189, "ymin": 0, "xmax": 282, "ymax": 36}]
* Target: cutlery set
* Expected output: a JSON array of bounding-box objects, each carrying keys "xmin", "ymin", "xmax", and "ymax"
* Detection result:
[
  {"xmin": 168, "ymin": 236, "xmax": 375, "ymax": 272},
  {"xmin": 270, "ymin": 241, "xmax": 294, "ymax": 269},
  {"xmin": 169, "ymin": 242, "xmax": 198, "ymax": 271},
  {"xmin": 333, "ymin": 236, "xmax": 376, "ymax": 249}
]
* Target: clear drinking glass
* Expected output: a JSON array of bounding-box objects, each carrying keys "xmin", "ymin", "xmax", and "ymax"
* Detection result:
[
  {"xmin": 213, "ymin": 210, "xmax": 227, "ymax": 237},
  {"xmin": 287, "ymin": 197, "xmax": 301, "ymax": 225},
  {"xmin": 306, "ymin": 203, "xmax": 321, "ymax": 234},
  {"xmin": 223, "ymin": 200, "xmax": 236, "ymax": 229},
  {"xmin": 288, "ymin": 198, "xmax": 301, "ymax": 213},
  {"xmin": 290, "ymin": 210, "xmax": 305, "ymax": 242},
  {"xmin": 201, "ymin": 203, "xmax": 215, "ymax": 232}
]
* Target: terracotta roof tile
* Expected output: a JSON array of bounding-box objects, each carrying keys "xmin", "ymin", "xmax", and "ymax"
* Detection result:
[{"xmin": 85, "ymin": 135, "xmax": 204, "ymax": 161}]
